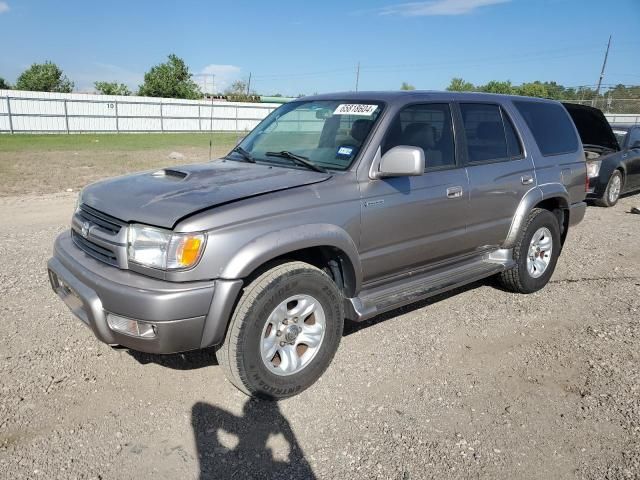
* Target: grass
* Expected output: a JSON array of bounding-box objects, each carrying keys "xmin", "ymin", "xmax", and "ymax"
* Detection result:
[
  {"xmin": 0, "ymin": 132, "xmax": 240, "ymax": 152},
  {"xmin": 0, "ymin": 133, "xmax": 239, "ymax": 196}
]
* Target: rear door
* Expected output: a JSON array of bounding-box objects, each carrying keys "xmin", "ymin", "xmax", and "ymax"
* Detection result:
[
  {"xmin": 456, "ymin": 102, "xmax": 535, "ymax": 248},
  {"xmin": 358, "ymin": 102, "xmax": 471, "ymax": 283}
]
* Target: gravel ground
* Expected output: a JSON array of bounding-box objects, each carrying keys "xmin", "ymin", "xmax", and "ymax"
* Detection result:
[{"xmin": 0, "ymin": 192, "xmax": 639, "ymax": 480}]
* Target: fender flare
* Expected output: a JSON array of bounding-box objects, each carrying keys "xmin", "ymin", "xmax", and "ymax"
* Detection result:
[
  {"xmin": 220, "ymin": 223, "xmax": 363, "ymax": 294},
  {"xmin": 503, "ymin": 183, "xmax": 570, "ymax": 249}
]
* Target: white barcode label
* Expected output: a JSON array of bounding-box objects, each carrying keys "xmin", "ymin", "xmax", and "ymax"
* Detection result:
[{"xmin": 333, "ymin": 104, "xmax": 378, "ymax": 116}]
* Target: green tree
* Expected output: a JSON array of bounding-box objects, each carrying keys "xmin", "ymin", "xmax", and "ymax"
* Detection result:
[
  {"xmin": 15, "ymin": 61, "xmax": 73, "ymax": 92},
  {"xmin": 515, "ymin": 81, "xmax": 549, "ymax": 98},
  {"xmin": 400, "ymin": 82, "xmax": 415, "ymax": 91},
  {"xmin": 480, "ymin": 80, "xmax": 515, "ymax": 95},
  {"xmin": 138, "ymin": 54, "xmax": 202, "ymax": 99},
  {"xmin": 446, "ymin": 77, "xmax": 475, "ymax": 92},
  {"xmin": 0, "ymin": 77, "xmax": 10, "ymax": 89},
  {"xmin": 94, "ymin": 81, "xmax": 131, "ymax": 96}
]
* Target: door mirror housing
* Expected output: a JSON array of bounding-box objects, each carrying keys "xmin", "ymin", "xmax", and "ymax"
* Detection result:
[{"xmin": 376, "ymin": 146, "xmax": 425, "ymax": 178}]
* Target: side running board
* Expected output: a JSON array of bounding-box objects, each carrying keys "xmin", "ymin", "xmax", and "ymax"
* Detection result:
[{"xmin": 346, "ymin": 253, "xmax": 514, "ymax": 322}]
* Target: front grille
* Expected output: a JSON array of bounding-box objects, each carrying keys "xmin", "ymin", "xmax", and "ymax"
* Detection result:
[
  {"xmin": 71, "ymin": 206, "xmax": 126, "ymax": 268},
  {"xmin": 77, "ymin": 205, "xmax": 123, "ymax": 235},
  {"xmin": 72, "ymin": 231, "xmax": 119, "ymax": 266}
]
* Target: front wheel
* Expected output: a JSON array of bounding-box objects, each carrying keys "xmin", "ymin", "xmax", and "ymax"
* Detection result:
[
  {"xmin": 217, "ymin": 261, "xmax": 344, "ymax": 399},
  {"xmin": 595, "ymin": 170, "xmax": 623, "ymax": 207},
  {"xmin": 499, "ymin": 208, "xmax": 561, "ymax": 294}
]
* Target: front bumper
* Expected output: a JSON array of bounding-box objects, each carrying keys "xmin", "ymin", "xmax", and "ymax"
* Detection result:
[{"xmin": 48, "ymin": 231, "xmax": 242, "ymax": 354}]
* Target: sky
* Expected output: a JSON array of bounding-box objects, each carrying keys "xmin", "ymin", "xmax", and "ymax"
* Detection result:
[{"xmin": 0, "ymin": 0, "xmax": 639, "ymax": 96}]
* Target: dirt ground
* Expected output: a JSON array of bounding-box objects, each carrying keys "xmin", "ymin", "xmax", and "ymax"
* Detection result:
[{"xmin": 0, "ymin": 187, "xmax": 639, "ymax": 479}]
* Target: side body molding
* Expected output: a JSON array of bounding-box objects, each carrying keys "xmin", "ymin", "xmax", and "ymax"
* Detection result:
[
  {"xmin": 220, "ymin": 223, "xmax": 363, "ymax": 293},
  {"xmin": 502, "ymin": 183, "xmax": 569, "ymax": 249}
]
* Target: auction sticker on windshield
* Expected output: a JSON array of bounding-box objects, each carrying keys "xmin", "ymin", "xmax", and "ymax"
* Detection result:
[{"xmin": 334, "ymin": 104, "xmax": 378, "ymax": 116}]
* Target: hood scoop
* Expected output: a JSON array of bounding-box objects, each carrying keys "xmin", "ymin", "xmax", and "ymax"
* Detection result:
[{"xmin": 151, "ymin": 168, "xmax": 189, "ymax": 181}]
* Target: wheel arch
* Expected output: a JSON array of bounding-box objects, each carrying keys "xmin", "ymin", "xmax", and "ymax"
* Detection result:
[
  {"xmin": 220, "ymin": 224, "xmax": 362, "ymax": 297},
  {"xmin": 503, "ymin": 185, "xmax": 570, "ymax": 249}
]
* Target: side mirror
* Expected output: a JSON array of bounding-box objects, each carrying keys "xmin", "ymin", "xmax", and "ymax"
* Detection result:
[
  {"xmin": 377, "ymin": 146, "xmax": 425, "ymax": 177},
  {"xmin": 631, "ymin": 140, "xmax": 640, "ymax": 150}
]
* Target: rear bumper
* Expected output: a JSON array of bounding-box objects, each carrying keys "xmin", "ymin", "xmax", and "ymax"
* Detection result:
[
  {"xmin": 48, "ymin": 231, "xmax": 242, "ymax": 354},
  {"xmin": 568, "ymin": 201, "xmax": 587, "ymax": 226}
]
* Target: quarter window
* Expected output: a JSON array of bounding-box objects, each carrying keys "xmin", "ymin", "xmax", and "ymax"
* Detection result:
[
  {"xmin": 382, "ymin": 103, "xmax": 456, "ymax": 169},
  {"xmin": 514, "ymin": 101, "xmax": 579, "ymax": 156}
]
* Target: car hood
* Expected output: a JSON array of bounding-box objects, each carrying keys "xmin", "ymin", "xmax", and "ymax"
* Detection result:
[
  {"xmin": 81, "ymin": 160, "xmax": 332, "ymax": 229},
  {"xmin": 562, "ymin": 102, "xmax": 620, "ymax": 151}
]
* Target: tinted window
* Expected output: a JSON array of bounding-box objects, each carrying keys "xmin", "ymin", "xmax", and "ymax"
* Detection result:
[
  {"xmin": 514, "ymin": 101, "xmax": 579, "ymax": 156},
  {"xmin": 460, "ymin": 103, "xmax": 508, "ymax": 163},
  {"xmin": 503, "ymin": 111, "xmax": 523, "ymax": 157},
  {"xmin": 383, "ymin": 103, "xmax": 455, "ymax": 168},
  {"xmin": 628, "ymin": 128, "xmax": 640, "ymax": 148}
]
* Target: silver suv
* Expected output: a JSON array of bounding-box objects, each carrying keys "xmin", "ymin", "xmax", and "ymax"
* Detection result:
[{"xmin": 48, "ymin": 92, "xmax": 587, "ymax": 398}]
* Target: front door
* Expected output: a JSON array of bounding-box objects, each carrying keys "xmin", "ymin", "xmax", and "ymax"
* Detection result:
[{"xmin": 358, "ymin": 103, "xmax": 471, "ymax": 283}]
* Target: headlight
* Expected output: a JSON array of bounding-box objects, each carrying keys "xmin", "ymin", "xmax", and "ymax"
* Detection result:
[
  {"xmin": 127, "ymin": 224, "xmax": 206, "ymax": 270},
  {"xmin": 586, "ymin": 160, "xmax": 602, "ymax": 179},
  {"xmin": 75, "ymin": 190, "xmax": 83, "ymax": 213}
]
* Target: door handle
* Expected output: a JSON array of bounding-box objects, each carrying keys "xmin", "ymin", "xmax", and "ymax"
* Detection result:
[
  {"xmin": 446, "ymin": 186, "xmax": 464, "ymax": 198},
  {"xmin": 521, "ymin": 175, "xmax": 534, "ymax": 185}
]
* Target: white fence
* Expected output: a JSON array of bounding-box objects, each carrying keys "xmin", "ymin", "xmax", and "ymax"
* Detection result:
[
  {"xmin": 604, "ymin": 113, "xmax": 640, "ymax": 124},
  {"xmin": 0, "ymin": 90, "xmax": 279, "ymax": 133}
]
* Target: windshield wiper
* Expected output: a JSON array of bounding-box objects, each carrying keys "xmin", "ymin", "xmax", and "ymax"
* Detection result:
[
  {"xmin": 229, "ymin": 146, "xmax": 256, "ymax": 163},
  {"xmin": 265, "ymin": 151, "xmax": 328, "ymax": 173}
]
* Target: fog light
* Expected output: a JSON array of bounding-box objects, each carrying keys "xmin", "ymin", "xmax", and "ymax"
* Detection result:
[{"xmin": 106, "ymin": 313, "xmax": 156, "ymax": 338}]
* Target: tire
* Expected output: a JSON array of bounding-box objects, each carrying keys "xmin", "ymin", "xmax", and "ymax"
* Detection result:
[
  {"xmin": 217, "ymin": 261, "xmax": 344, "ymax": 399},
  {"xmin": 499, "ymin": 208, "xmax": 561, "ymax": 294},
  {"xmin": 595, "ymin": 170, "xmax": 623, "ymax": 207}
]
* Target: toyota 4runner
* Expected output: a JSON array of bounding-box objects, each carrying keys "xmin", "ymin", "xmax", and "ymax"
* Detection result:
[{"xmin": 48, "ymin": 92, "xmax": 587, "ymax": 398}]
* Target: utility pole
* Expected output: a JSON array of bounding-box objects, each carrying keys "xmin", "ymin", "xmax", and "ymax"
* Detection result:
[
  {"xmin": 355, "ymin": 61, "xmax": 360, "ymax": 92},
  {"xmin": 592, "ymin": 35, "xmax": 611, "ymax": 107},
  {"xmin": 246, "ymin": 72, "xmax": 252, "ymax": 96}
]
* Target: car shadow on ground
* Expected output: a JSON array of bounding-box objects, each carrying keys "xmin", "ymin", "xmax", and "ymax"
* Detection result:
[
  {"xmin": 125, "ymin": 346, "xmax": 218, "ymax": 370},
  {"xmin": 125, "ymin": 279, "xmax": 493, "ymax": 366},
  {"xmin": 343, "ymin": 278, "xmax": 488, "ymax": 336},
  {"xmin": 191, "ymin": 399, "xmax": 316, "ymax": 480}
]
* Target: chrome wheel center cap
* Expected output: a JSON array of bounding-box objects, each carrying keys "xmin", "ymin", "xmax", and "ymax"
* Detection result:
[{"xmin": 284, "ymin": 324, "xmax": 301, "ymax": 343}]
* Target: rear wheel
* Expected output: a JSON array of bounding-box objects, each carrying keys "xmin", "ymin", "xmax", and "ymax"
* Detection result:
[
  {"xmin": 595, "ymin": 170, "xmax": 623, "ymax": 207},
  {"xmin": 217, "ymin": 261, "xmax": 344, "ymax": 399},
  {"xmin": 499, "ymin": 208, "xmax": 561, "ymax": 294}
]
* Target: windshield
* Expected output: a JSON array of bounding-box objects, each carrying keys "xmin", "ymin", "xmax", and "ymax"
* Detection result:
[
  {"xmin": 613, "ymin": 128, "xmax": 628, "ymax": 148},
  {"xmin": 232, "ymin": 100, "xmax": 384, "ymax": 171}
]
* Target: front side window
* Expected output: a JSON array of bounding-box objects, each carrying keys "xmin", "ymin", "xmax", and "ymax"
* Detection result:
[
  {"xmin": 613, "ymin": 128, "xmax": 629, "ymax": 148},
  {"xmin": 513, "ymin": 101, "xmax": 579, "ymax": 156},
  {"xmin": 627, "ymin": 128, "xmax": 640, "ymax": 148},
  {"xmin": 382, "ymin": 103, "xmax": 456, "ymax": 169},
  {"xmin": 235, "ymin": 100, "xmax": 383, "ymax": 171}
]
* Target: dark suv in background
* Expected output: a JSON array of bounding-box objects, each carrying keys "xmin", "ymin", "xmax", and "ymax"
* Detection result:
[{"xmin": 49, "ymin": 92, "xmax": 587, "ymax": 398}]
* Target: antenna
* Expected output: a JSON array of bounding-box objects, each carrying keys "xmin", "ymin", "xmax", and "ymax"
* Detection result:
[{"xmin": 355, "ymin": 61, "xmax": 360, "ymax": 92}]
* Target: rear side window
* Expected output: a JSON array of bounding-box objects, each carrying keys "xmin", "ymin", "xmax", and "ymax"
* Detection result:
[
  {"xmin": 504, "ymin": 113, "xmax": 523, "ymax": 157},
  {"xmin": 460, "ymin": 103, "xmax": 513, "ymax": 163},
  {"xmin": 513, "ymin": 101, "xmax": 579, "ymax": 156}
]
